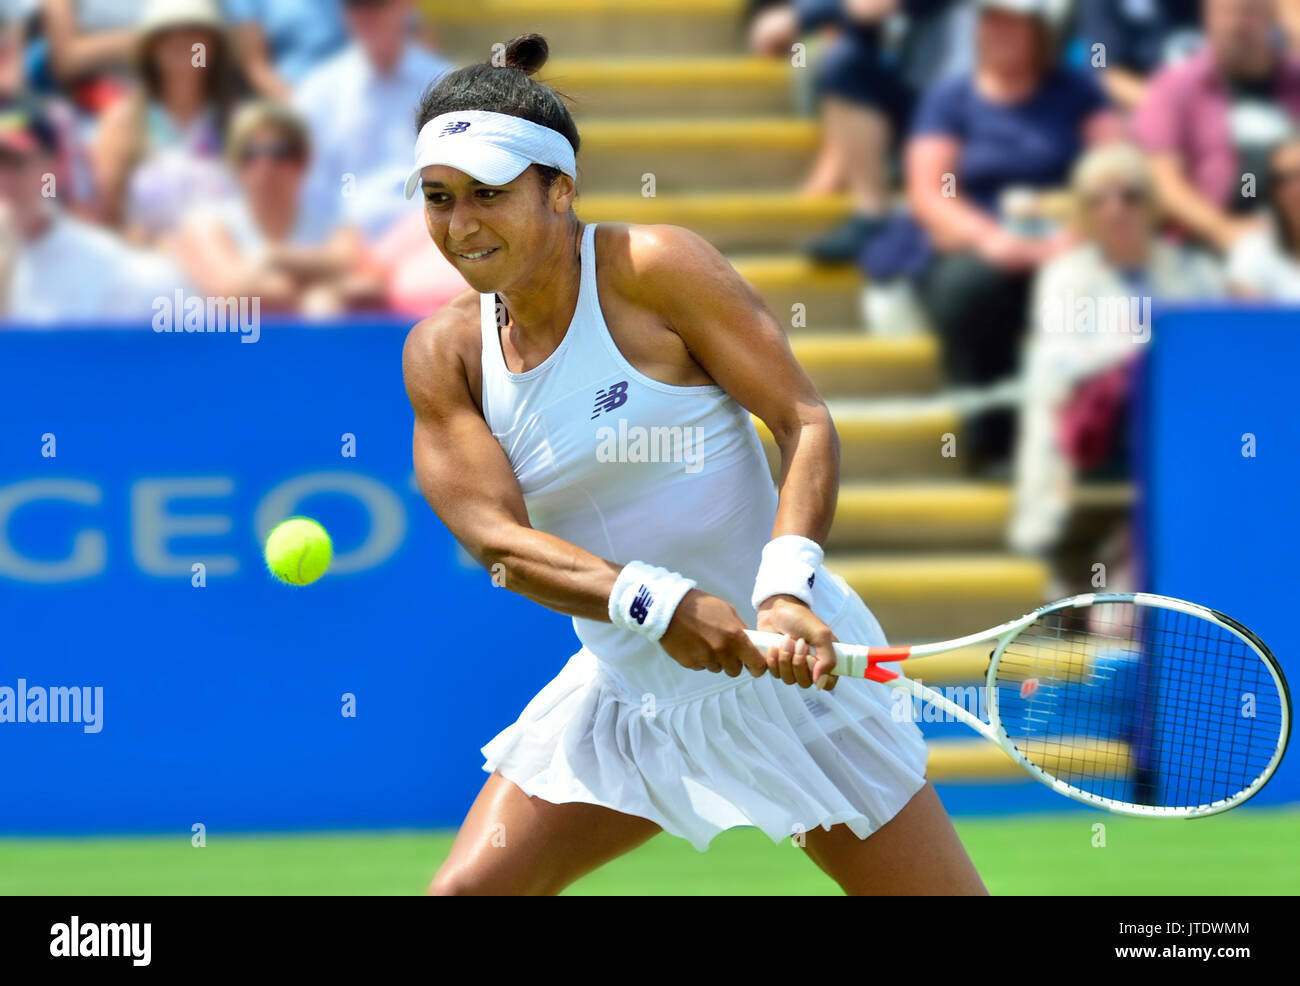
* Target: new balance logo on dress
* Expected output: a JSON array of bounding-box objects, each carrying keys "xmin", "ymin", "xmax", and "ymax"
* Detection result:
[
  {"xmin": 807, "ymin": 572, "xmax": 815, "ymax": 589},
  {"xmin": 591, "ymin": 380, "xmax": 629, "ymax": 418},
  {"xmin": 629, "ymin": 585, "xmax": 653, "ymax": 625}
]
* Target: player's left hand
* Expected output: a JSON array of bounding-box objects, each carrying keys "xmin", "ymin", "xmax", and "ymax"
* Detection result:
[{"xmin": 755, "ymin": 595, "xmax": 839, "ymax": 691}]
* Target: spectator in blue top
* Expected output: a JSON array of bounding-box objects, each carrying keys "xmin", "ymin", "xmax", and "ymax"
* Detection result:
[
  {"xmin": 903, "ymin": 0, "xmax": 1120, "ymax": 473},
  {"xmin": 223, "ymin": 0, "xmax": 347, "ymax": 99}
]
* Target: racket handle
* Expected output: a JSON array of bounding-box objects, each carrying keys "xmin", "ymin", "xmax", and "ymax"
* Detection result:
[{"xmin": 743, "ymin": 629, "xmax": 873, "ymax": 678}]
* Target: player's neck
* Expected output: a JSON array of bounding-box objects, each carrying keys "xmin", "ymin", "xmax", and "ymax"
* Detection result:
[{"xmin": 496, "ymin": 217, "xmax": 584, "ymax": 348}]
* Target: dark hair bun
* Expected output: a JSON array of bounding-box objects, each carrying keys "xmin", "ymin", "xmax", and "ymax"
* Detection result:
[{"xmin": 502, "ymin": 34, "xmax": 549, "ymax": 76}]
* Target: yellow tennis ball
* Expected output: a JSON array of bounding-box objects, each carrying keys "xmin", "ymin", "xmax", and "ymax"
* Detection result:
[{"xmin": 264, "ymin": 517, "xmax": 332, "ymax": 586}]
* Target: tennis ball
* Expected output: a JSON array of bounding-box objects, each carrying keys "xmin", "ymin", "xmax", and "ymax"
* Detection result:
[{"xmin": 264, "ymin": 517, "xmax": 332, "ymax": 586}]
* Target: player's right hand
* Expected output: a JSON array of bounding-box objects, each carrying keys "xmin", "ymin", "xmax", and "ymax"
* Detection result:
[{"xmin": 659, "ymin": 589, "xmax": 768, "ymax": 679}]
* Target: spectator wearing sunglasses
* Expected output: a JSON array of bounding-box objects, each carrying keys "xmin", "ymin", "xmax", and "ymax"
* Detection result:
[
  {"xmin": 1227, "ymin": 133, "xmax": 1300, "ymax": 298},
  {"xmin": 1009, "ymin": 142, "xmax": 1223, "ymax": 563},
  {"xmin": 174, "ymin": 101, "xmax": 373, "ymax": 316}
]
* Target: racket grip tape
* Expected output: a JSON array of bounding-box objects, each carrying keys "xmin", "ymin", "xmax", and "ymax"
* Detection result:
[{"xmin": 742, "ymin": 629, "xmax": 878, "ymax": 678}]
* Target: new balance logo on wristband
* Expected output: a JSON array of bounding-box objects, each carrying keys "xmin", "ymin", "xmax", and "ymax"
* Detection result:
[
  {"xmin": 629, "ymin": 585, "xmax": 653, "ymax": 625},
  {"xmin": 750, "ymin": 535, "xmax": 824, "ymax": 612},
  {"xmin": 610, "ymin": 561, "xmax": 695, "ymax": 641}
]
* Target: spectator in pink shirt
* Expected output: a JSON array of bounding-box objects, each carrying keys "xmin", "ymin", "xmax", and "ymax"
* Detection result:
[{"xmin": 1133, "ymin": 0, "xmax": 1300, "ymax": 252}]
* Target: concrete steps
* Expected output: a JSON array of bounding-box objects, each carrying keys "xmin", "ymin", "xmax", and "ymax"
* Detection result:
[
  {"xmin": 829, "ymin": 481, "xmax": 1133, "ymax": 550},
  {"xmin": 926, "ymin": 739, "xmax": 1027, "ymax": 782},
  {"xmin": 426, "ymin": 0, "xmax": 748, "ymax": 59},
  {"xmin": 577, "ymin": 191, "xmax": 850, "ymax": 252},
  {"xmin": 577, "ymin": 118, "xmax": 817, "ymax": 193},
  {"xmin": 543, "ymin": 57, "xmax": 797, "ymax": 117},
  {"xmin": 831, "ymin": 483, "xmax": 1013, "ymax": 550},
  {"xmin": 792, "ymin": 333, "xmax": 940, "ymax": 395},
  {"xmin": 828, "ymin": 553, "xmax": 1050, "ymax": 643},
  {"xmin": 754, "ymin": 407, "xmax": 965, "ymax": 478},
  {"xmin": 731, "ymin": 255, "xmax": 862, "ymax": 327}
]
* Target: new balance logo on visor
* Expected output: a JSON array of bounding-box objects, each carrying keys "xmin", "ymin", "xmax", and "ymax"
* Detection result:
[
  {"xmin": 440, "ymin": 121, "xmax": 471, "ymax": 136},
  {"xmin": 591, "ymin": 380, "xmax": 629, "ymax": 419},
  {"xmin": 629, "ymin": 585, "xmax": 653, "ymax": 625}
]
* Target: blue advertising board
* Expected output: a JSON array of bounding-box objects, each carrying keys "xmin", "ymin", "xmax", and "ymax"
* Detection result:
[
  {"xmin": 1140, "ymin": 306, "xmax": 1299, "ymax": 810},
  {"xmin": 1, "ymin": 309, "xmax": 1295, "ymax": 835},
  {"xmin": 0, "ymin": 321, "xmax": 572, "ymax": 835}
]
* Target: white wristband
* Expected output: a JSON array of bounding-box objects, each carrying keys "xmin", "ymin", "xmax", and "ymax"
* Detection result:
[
  {"xmin": 608, "ymin": 560, "xmax": 697, "ymax": 642},
  {"xmin": 751, "ymin": 534, "xmax": 824, "ymax": 611}
]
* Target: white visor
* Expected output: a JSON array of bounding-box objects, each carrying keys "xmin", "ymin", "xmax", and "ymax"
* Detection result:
[{"xmin": 404, "ymin": 110, "xmax": 577, "ymax": 199}]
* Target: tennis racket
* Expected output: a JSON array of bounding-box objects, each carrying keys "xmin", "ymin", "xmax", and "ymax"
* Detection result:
[{"xmin": 746, "ymin": 592, "xmax": 1291, "ymax": 818}]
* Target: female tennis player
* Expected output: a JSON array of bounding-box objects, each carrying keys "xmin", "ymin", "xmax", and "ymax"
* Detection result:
[{"xmin": 403, "ymin": 34, "xmax": 987, "ymax": 896}]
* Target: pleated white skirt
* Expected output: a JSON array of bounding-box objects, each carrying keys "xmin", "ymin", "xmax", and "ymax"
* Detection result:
[{"xmin": 481, "ymin": 571, "xmax": 930, "ymax": 851}]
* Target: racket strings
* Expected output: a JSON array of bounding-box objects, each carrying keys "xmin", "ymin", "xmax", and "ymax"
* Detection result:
[{"xmin": 994, "ymin": 601, "xmax": 1286, "ymax": 812}]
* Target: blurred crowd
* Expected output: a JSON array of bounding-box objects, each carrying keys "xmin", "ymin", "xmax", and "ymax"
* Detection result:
[
  {"xmin": 0, "ymin": 0, "xmax": 467, "ymax": 323},
  {"xmin": 749, "ymin": 0, "xmax": 1300, "ymax": 589},
  {"xmin": 3, "ymin": 0, "xmax": 1297, "ymax": 588}
]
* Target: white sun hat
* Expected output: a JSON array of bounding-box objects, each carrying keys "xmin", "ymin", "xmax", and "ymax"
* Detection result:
[
  {"xmin": 403, "ymin": 110, "xmax": 576, "ymax": 198},
  {"xmin": 138, "ymin": 0, "xmax": 224, "ymax": 35},
  {"xmin": 977, "ymin": 0, "xmax": 1070, "ymax": 27}
]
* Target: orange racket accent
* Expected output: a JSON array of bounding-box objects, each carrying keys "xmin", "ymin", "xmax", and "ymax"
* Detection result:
[
  {"xmin": 861, "ymin": 645, "xmax": 910, "ymax": 682},
  {"xmin": 867, "ymin": 646, "xmax": 913, "ymax": 662}
]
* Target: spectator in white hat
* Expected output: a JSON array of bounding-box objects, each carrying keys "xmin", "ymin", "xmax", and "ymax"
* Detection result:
[{"xmin": 88, "ymin": 0, "xmax": 243, "ymax": 238}]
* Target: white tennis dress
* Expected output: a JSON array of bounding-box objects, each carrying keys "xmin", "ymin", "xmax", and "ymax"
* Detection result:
[{"xmin": 478, "ymin": 223, "xmax": 929, "ymax": 850}]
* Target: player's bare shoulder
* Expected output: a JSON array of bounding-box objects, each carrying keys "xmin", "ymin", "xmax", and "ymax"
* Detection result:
[
  {"xmin": 402, "ymin": 288, "xmax": 484, "ymax": 418},
  {"xmin": 600, "ymin": 221, "xmax": 751, "ymax": 312},
  {"xmin": 599, "ymin": 222, "xmax": 726, "ymax": 284},
  {"xmin": 600, "ymin": 222, "xmax": 769, "ymax": 340}
]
